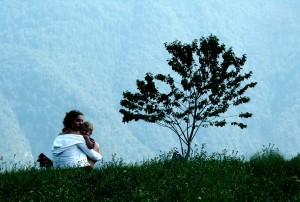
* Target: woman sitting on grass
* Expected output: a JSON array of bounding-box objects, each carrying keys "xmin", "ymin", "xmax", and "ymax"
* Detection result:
[{"xmin": 51, "ymin": 110, "xmax": 102, "ymax": 169}]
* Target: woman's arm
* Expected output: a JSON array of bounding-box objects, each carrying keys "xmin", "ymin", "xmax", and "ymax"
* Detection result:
[{"xmin": 78, "ymin": 143, "xmax": 102, "ymax": 161}]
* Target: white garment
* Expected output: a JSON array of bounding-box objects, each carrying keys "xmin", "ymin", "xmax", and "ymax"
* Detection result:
[{"xmin": 52, "ymin": 134, "xmax": 102, "ymax": 168}]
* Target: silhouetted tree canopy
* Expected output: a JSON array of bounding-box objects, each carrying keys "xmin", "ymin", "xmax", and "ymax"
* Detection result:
[{"xmin": 120, "ymin": 34, "xmax": 257, "ymax": 157}]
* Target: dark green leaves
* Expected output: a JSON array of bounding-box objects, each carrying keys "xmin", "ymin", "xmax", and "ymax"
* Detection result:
[{"xmin": 119, "ymin": 34, "xmax": 257, "ymax": 157}]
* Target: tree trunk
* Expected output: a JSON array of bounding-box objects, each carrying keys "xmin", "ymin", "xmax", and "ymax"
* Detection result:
[{"xmin": 185, "ymin": 140, "xmax": 192, "ymax": 158}]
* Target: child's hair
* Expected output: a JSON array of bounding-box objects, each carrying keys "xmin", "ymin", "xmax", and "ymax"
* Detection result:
[{"xmin": 81, "ymin": 121, "xmax": 94, "ymax": 134}]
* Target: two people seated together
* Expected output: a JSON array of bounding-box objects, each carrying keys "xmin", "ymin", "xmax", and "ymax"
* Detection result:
[{"xmin": 49, "ymin": 110, "xmax": 102, "ymax": 170}]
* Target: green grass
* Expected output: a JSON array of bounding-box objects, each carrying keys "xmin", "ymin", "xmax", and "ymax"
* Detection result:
[{"xmin": 0, "ymin": 147, "xmax": 299, "ymax": 201}]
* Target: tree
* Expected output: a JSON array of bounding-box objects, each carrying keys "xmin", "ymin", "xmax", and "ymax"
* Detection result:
[{"xmin": 119, "ymin": 35, "xmax": 257, "ymax": 158}]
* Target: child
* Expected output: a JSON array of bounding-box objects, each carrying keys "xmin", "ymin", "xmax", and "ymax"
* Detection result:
[
  {"xmin": 81, "ymin": 121, "xmax": 96, "ymax": 149},
  {"xmin": 81, "ymin": 121, "xmax": 101, "ymax": 167}
]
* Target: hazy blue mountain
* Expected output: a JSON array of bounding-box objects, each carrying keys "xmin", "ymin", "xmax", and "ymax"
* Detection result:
[{"xmin": 0, "ymin": 1, "xmax": 299, "ymax": 166}]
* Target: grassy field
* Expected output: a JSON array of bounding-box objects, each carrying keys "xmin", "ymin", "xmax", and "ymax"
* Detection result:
[{"xmin": 0, "ymin": 146, "xmax": 299, "ymax": 201}]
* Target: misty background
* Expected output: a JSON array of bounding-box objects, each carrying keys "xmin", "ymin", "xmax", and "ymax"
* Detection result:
[{"xmin": 0, "ymin": 1, "xmax": 299, "ymax": 166}]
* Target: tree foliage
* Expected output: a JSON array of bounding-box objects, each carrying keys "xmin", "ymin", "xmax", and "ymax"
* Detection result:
[{"xmin": 120, "ymin": 35, "xmax": 257, "ymax": 157}]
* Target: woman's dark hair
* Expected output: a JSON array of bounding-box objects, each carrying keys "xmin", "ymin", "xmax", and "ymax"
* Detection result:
[{"xmin": 62, "ymin": 110, "xmax": 83, "ymax": 131}]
